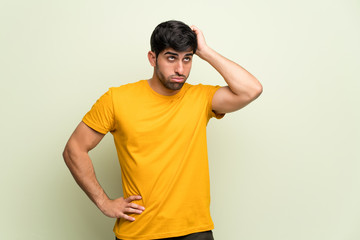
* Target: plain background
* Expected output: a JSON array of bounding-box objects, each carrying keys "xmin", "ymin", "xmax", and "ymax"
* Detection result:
[{"xmin": 1, "ymin": 0, "xmax": 359, "ymax": 239}]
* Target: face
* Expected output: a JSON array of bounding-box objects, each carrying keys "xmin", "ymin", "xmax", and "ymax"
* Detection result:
[{"xmin": 153, "ymin": 48, "xmax": 194, "ymax": 91}]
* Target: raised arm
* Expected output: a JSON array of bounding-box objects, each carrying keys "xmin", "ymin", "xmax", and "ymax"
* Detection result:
[
  {"xmin": 191, "ymin": 26, "xmax": 263, "ymax": 114},
  {"xmin": 63, "ymin": 121, "xmax": 144, "ymax": 221}
]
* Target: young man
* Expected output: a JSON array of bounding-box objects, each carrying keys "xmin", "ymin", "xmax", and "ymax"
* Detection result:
[{"xmin": 63, "ymin": 20, "xmax": 262, "ymax": 240}]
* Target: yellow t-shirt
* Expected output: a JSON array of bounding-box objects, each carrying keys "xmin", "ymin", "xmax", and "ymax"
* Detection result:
[{"xmin": 82, "ymin": 80, "xmax": 223, "ymax": 240}]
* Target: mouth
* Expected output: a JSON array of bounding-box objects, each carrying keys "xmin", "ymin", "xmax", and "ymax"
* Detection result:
[{"xmin": 171, "ymin": 77, "xmax": 185, "ymax": 83}]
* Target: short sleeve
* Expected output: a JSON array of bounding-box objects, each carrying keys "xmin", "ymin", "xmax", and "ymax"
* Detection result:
[
  {"xmin": 206, "ymin": 85, "xmax": 225, "ymax": 120},
  {"xmin": 82, "ymin": 88, "xmax": 115, "ymax": 134}
]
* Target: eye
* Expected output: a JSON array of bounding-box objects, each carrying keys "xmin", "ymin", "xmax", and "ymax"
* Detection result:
[
  {"xmin": 167, "ymin": 56, "xmax": 176, "ymax": 61},
  {"xmin": 184, "ymin": 57, "xmax": 192, "ymax": 62}
]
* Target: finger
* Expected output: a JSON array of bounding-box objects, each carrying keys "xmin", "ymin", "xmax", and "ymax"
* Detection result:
[
  {"xmin": 124, "ymin": 207, "xmax": 143, "ymax": 214},
  {"xmin": 190, "ymin": 25, "xmax": 200, "ymax": 33},
  {"xmin": 119, "ymin": 213, "xmax": 135, "ymax": 222},
  {"xmin": 128, "ymin": 202, "xmax": 145, "ymax": 210},
  {"xmin": 126, "ymin": 195, "xmax": 142, "ymax": 202}
]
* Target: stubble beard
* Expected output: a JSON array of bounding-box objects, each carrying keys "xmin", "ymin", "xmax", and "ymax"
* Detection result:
[{"xmin": 155, "ymin": 65, "xmax": 187, "ymax": 91}]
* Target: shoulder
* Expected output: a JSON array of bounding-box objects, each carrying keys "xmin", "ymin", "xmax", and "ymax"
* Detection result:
[
  {"xmin": 109, "ymin": 80, "xmax": 146, "ymax": 92},
  {"xmin": 184, "ymin": 83, "xmax": 221, "ymax": 96},
  {"xmin": 108, "ymin": 80, "xmax": 147, "ymax": 98},
  {"xmin": 185, "ymin": 83, "xmax": 220, "ymax": 90}
]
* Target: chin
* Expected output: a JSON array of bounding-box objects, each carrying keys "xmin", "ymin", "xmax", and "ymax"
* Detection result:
[{"xmin": 165, "ymin": 82, "xmax": 184, "ymax": 90}]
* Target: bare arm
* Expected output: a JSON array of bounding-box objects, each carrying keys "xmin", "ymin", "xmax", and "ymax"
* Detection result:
[
  {"xmin": 63, "ymin": 121, "xmax": 144, "ymax": 221},
  {"xmin": 191, "ymin": 26, "xmax": 263, "ymax": 114}
]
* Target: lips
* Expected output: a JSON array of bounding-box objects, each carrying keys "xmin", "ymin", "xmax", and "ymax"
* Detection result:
[{"xmin": 171, "ymin": 77, "xmax": 185, "ymax": 83}]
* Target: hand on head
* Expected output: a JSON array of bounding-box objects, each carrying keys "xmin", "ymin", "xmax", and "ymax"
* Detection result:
[{"xmin": 190, "ymin": 25, "xmax": 209, "ymax": 58}]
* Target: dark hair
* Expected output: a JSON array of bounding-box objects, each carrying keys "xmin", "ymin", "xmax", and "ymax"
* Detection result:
[{"xmin": 150, "ymin": 20, "xmax": 197, "ymax": 57}]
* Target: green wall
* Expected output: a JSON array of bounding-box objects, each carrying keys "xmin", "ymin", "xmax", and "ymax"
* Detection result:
[{"xmin": 1, "ymin": 0, "xmax": 359, "ymax": 239}]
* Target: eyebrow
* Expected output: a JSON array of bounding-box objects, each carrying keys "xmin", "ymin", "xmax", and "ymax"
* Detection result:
[{"xmin": 164, "ymin": 51, "xmax": 193, "ymax": 57}]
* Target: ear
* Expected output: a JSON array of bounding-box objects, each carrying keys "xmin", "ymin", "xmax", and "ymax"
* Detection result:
[{"xmin": 148, "ymin": 51, "xmax": 156, "ymax": 67}]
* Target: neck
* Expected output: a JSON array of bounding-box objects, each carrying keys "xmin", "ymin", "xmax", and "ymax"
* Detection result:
[{"xmin": 147, "ymin": 73, "xmax": 181, "ymax": 96}]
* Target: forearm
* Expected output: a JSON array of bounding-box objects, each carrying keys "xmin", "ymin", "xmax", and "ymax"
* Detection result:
[
  {"xmin": 63, "ymin": 146, "xmax": 109, "ymax": 210},
  {"xmin": 198, "ymin": 46, "xmax": 262, "ymax": 98},
  {"xmin": 63, "ymin": 122, "xmax": 144, "ymax": 220}
]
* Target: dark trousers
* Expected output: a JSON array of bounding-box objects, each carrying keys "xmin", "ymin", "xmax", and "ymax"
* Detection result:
[{"xmin": 116, "ymin": 230, "xmax": 214, "ymax": 240}]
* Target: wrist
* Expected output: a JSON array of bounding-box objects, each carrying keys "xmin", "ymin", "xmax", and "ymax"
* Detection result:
[
  {"xmin": 95, "ymin": 193, "xmax": 110, "ymax": 211},
  {"xmin": 197, "ymin": 46, "xmax": 215, "ymax": 61}
]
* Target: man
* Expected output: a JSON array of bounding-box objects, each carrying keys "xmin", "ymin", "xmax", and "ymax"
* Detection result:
[{"xmin": 63, "ymin": 20, "xmax": 262, "ymax": 240}]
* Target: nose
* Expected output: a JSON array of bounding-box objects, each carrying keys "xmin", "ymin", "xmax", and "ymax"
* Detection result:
[{"xmin": 175, "ymin": 61, "xmax": 184, "ymax": 75}]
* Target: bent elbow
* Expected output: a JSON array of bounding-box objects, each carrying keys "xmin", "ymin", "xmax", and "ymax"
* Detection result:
[
  {"xmin": 249, "ymin": 82, "xmax": 263, "ymax": 100},
  {"xmin": 63, "ymin": 145, "xmax": 71, "ymax": 166},
  {"xmin": 63, "ymin": 142, "xmax": 79, "ymax": 167},
  {"xmin": 255, "ymin": 83, "xmax": 263, "ymax": 98}
]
